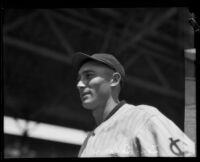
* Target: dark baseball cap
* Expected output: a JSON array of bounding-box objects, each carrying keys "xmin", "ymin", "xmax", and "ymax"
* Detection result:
[{"xmin": 72, "ymin": 52, "xmax": 125, "ymax": 80}]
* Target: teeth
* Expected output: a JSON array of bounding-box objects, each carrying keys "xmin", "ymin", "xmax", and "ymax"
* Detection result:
[{"xmin": 82, "ymin": 93, "xmax": 89, "ymax": 98}]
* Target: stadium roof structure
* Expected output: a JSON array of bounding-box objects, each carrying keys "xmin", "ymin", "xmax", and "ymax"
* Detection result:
[{"xmin": 3, "ymin": 8, "xmax": 194, "ymax": 136}]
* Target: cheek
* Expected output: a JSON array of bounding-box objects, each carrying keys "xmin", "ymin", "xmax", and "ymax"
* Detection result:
[{"xmin": 90, "ymin": 78, "xmax": 111, "ymax": 96}]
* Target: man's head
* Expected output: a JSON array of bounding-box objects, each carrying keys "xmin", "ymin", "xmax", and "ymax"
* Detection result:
[{"xmin": 72, "ymin": 52, "xmax": 125, "ymax": 109}]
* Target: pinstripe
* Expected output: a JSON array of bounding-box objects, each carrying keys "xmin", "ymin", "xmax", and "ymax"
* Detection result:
[
  {"xmin": 146, "ymin": 115, "xmax": 194, "ymax": 156},
  {"xmin": 79, "ymin": 103, "xmax": 195, "ymax": 157}
]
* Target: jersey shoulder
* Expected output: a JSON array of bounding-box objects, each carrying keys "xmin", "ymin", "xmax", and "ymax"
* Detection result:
[
  {"xmin": 117, "ymin": 103, "xmax": 162, "ymax": 136},
  {"xmin": 125, "ymin": 103, "xmax": 161, "ymax": 117},
  {"xmin": 119, "ymin": 103, "xmax": 162, "ymax": 127}
]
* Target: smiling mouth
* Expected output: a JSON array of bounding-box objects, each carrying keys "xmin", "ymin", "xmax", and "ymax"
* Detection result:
[{"xmin": 81, "ymin": 92, "xmax": 91, "ymax": 99}]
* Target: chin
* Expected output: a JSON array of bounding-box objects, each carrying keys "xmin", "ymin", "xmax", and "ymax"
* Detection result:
[{"xmin": 82, "ymin": 100, "xmax": 96, "ymax": 110}]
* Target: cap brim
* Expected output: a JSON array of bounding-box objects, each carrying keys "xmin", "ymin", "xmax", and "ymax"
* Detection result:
[{"xmin": 72, "ymin": 52, "xmax": 97, "ymax": 71}]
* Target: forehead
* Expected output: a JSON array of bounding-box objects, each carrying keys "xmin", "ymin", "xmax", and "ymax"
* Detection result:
[{"xmin": 78, "ymin": 61, "xmax": 113, "ymax": 75}]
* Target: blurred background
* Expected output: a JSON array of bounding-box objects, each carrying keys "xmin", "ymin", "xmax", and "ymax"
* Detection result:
[{"xmin": 3, "ymin": 8, "xmax": 196, "ymax": 158}]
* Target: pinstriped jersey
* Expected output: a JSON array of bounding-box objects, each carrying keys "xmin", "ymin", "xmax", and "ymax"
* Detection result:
[{"xmin": 78, "ymin": 102, "xmax": 195, "ymax": 157}]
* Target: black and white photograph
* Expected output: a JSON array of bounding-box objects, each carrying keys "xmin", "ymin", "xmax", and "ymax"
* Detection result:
[{"xmin": 2, "ymin": 8, "xmax": 197, "ymax": 158}]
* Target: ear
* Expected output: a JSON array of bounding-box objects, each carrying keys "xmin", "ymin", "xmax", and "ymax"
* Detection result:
[{"xmin": 110, "ymin": 72, "xmax": 121, "ymax": 87}]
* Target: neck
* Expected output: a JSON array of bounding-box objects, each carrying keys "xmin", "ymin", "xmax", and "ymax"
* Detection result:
[{"xmin": 92, "ymin": 97, "xmax": 119, "ymax": 126}]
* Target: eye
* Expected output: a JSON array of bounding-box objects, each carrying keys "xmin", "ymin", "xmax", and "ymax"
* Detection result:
[{"xmin": 85, "ymin": 72, "xmax": 95, "ymax": 80}]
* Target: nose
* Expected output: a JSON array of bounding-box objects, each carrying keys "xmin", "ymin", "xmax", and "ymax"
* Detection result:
[{"xmin": 77, "ymin": 79, "xmax": 86, "ymax": 90}]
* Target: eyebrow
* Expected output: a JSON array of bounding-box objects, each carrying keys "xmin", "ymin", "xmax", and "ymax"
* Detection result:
[{"xmin": 79, "ymin": 69, "xmax": 95, "ymax": 75}]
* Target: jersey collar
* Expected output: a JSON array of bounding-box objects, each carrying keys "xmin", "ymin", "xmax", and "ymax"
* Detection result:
[{"xmin": 103, "ymin": 100, "xmax": 126, "ymax": 122}]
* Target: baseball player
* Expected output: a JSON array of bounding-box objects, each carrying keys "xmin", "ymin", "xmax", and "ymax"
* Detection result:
[{"xmin": 72, "ymin": 52, "xmax": 195, "ymax": 157}]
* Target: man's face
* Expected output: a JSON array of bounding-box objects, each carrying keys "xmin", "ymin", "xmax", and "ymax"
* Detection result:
[{"xmin": 77, "ymin": 61, "xmax": 114, "ymax": 110}]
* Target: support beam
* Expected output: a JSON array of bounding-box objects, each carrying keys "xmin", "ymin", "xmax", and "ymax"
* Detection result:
[
  {"xmin": 125, "ymin": 75, "xmax": 183, "ymax": 100},
  {"xmin": 100, "ymin": 26, "xmax": 113, "ymax": 52},
  {"xmin": 143, "ymin": 53, "xmax": 171, "ymax": 88},
  {"xmin": 3, "ymin": 11, "xmax": 40, "ymax": 33},
  {"xmin": 119, "ymin": 11, "xmax": 153, "ymax": 43},
  {"xmin": 93, "ymin": 8, "xmax": 120, "ymax": 18},
  {"xmin": 4, "ymin": 36, "xmax": 183, "ymax": 100},
  {"xmin": 42, "ymin": 10, "xmax": 74, "ymax": 56},
  {"xmin": 4, "ymin": 36, "xmax": 71, "ymax": 65},
  {"xmin": 137, "ymin": 45, "xmax": 184, "ymax": 69},
  {"xmin": 152, "ymin": 30, "xmax": 184, "ymax": 49},
  {"xmin": 118, "ymin": 8, "xmax": 178, "ymax": 52},
  {"xmin": 142, "ymin": 38, "xmax": 176, "ymax": 58},
  {"xmin": 4, "ymin": 9, "xmax": 183, "ymax": 69},
  {"xmin": 116, "ymin": 15, "xmax": 182, "ymax": 58},
  {"xmin": 124, "ymin": 53, "xmax": 141, "ymax": 71},
  {"xmin": 59, "ymin": 8, "xmax": 102, "ymax": 27},
  {"xmin": 50, "ymin": 10, "xmax": 104, "ymax": 36},
  {"xmin": 52, "ymin": 10, "xmax": 183, "ymax": 69},
  {"xmin": 118, "ymin": 29, "xmax": 184, "ymax": 70},
  {"xmin": 129, "ymin": 13, "xmax": 184, "ymax": 50},
  {"xmin": 4, "ymin": 10, "xmax": 183, "ymax": 72},
  {"xmin": 117, "ymin": 16, "xmax": 134, "ymax": 46}
]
